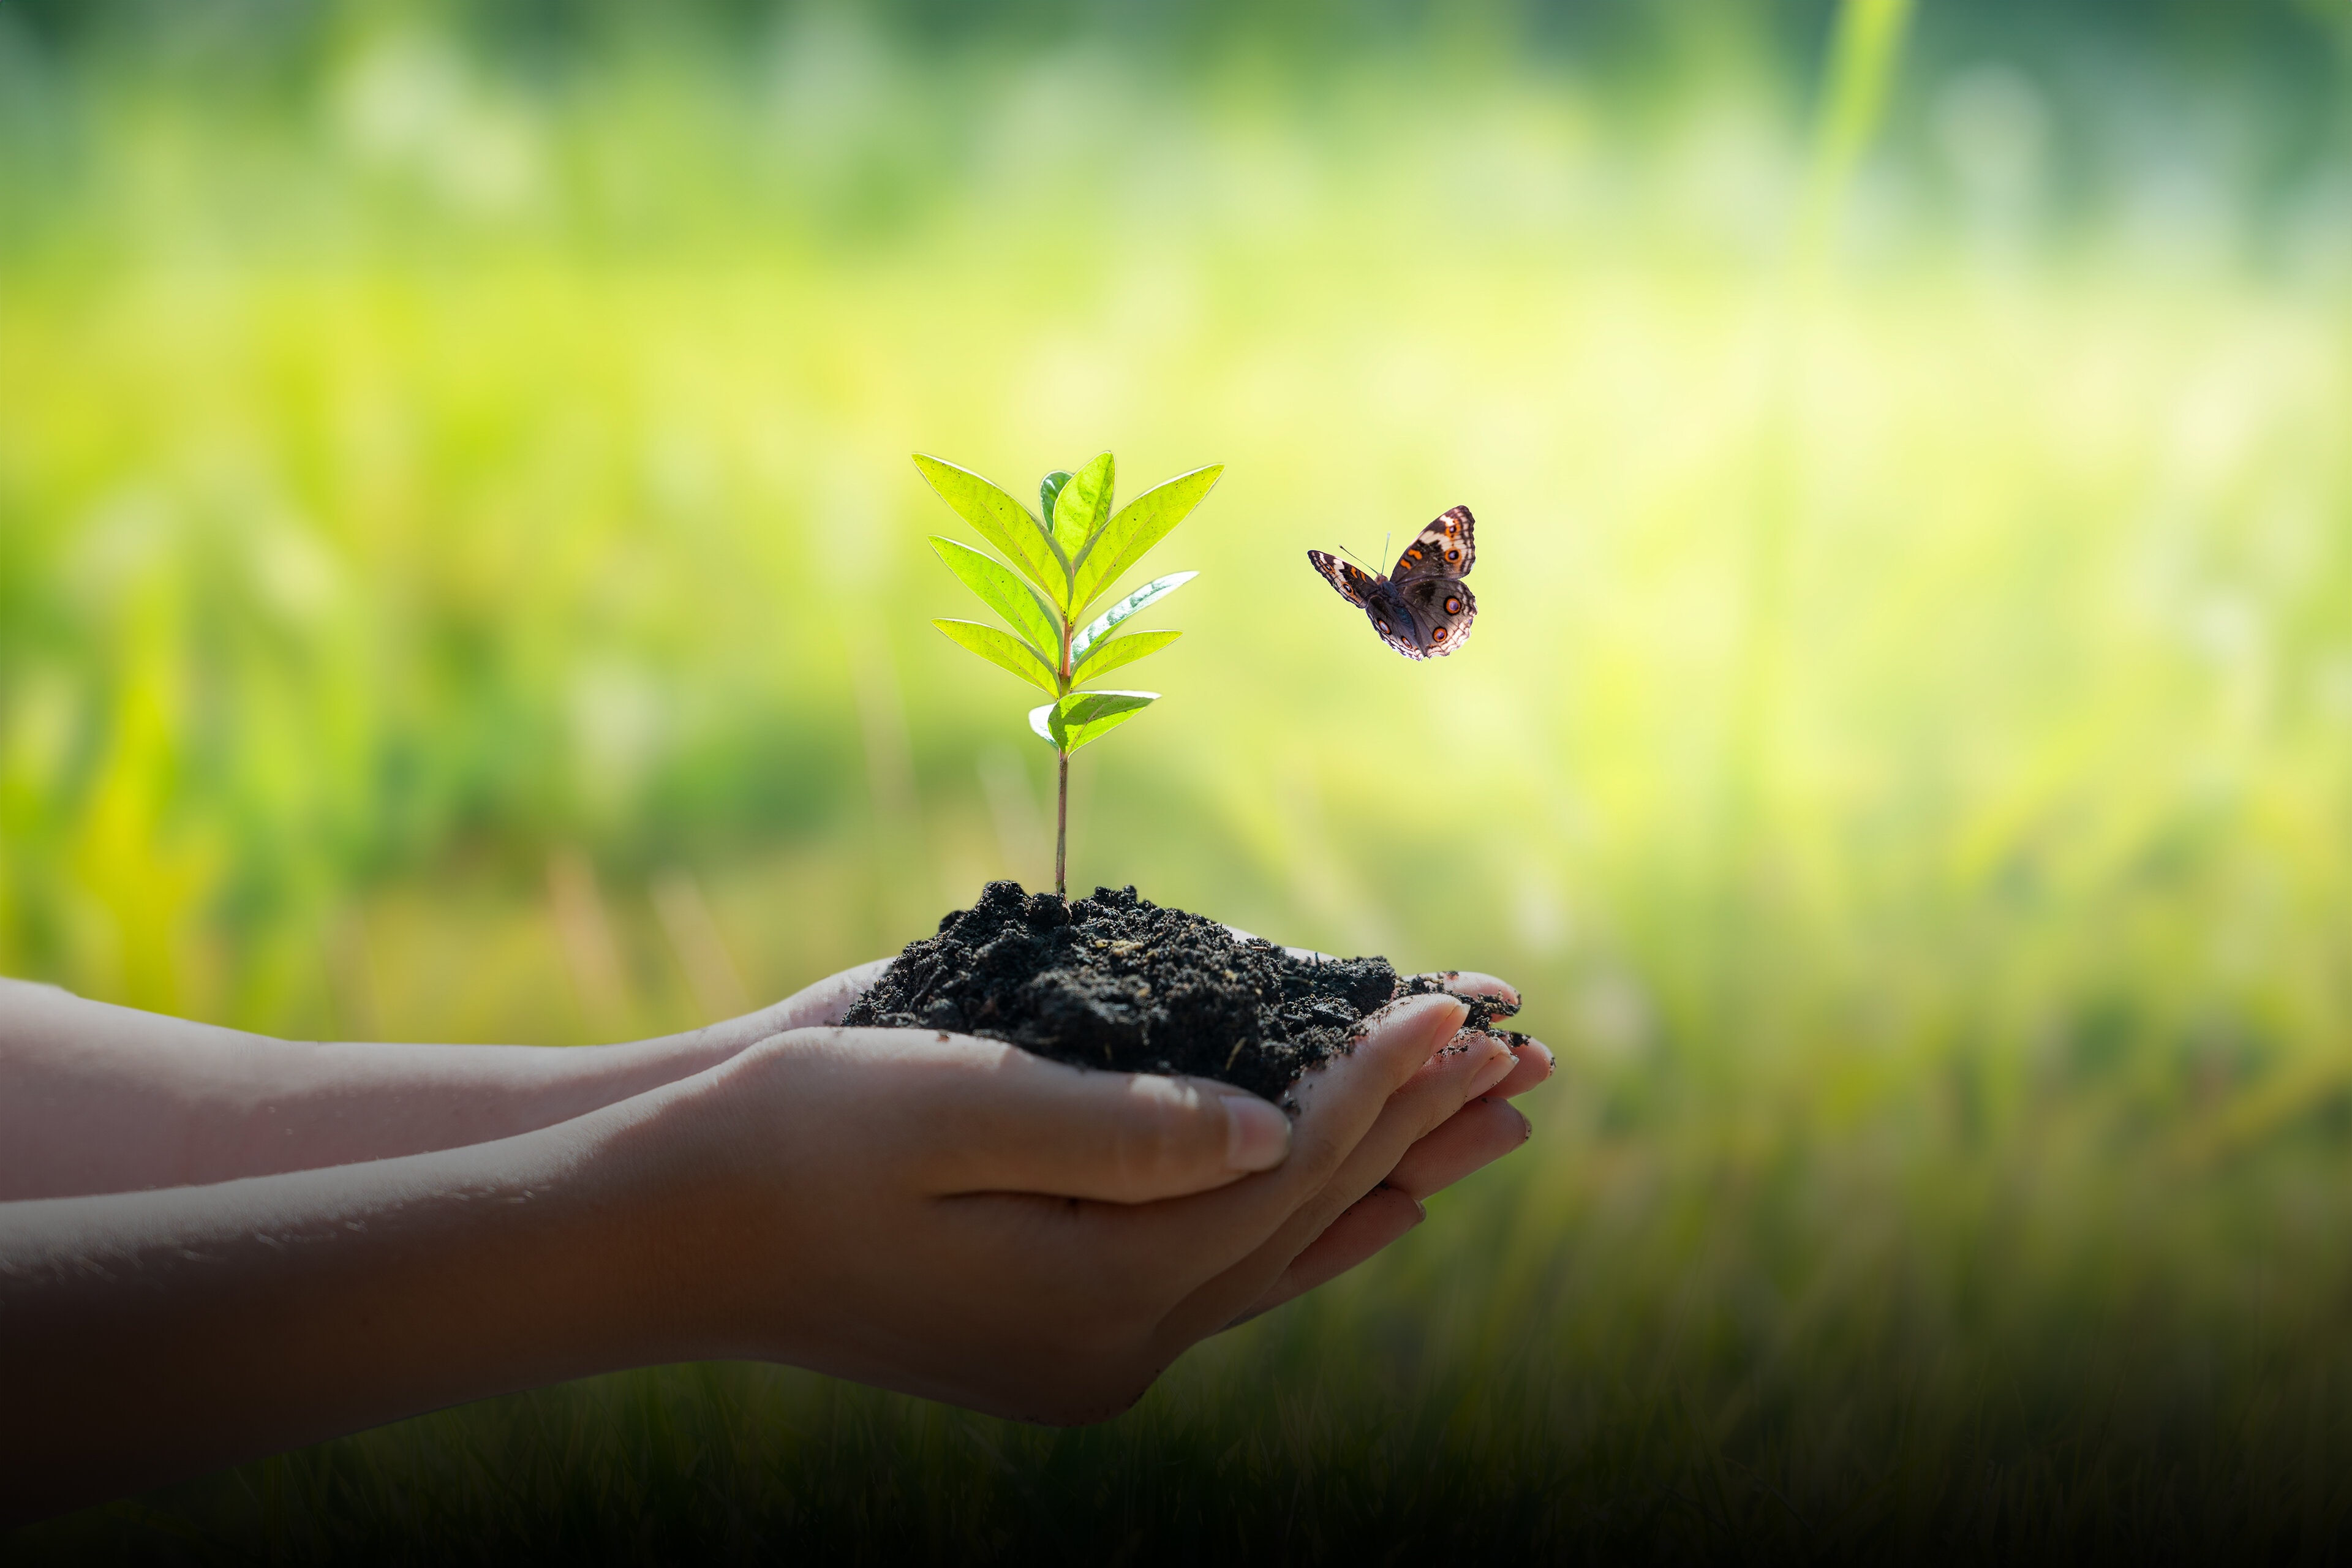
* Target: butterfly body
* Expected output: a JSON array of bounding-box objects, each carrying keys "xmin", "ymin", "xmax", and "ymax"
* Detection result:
[{"xmin": 1306, "ymin": 505, "xmax": 1477, "ymax": 661}]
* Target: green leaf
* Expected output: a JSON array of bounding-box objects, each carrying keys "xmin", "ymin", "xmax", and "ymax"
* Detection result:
[
  {"xmin": 1050, "ymin": 451, "xmax": 1114, "ymax": 562},
  {"xmin": 929, "ymin": 537, "xmax": 1063, "ymax": 665},
  {"xmin": 933, "ymin": 619, "xmax": 1060, "ymax": 696},
  {"xmin": 1038, "ymin": 470, "xmax": 1073, "ymax": 533},
  {"xmin": 913, "ymin": 453, "xmax": 1072, "ymax": 611},
  {"xmin": 1073, "ymin": 628, "xmax": 1179, "ymax": 680},
  {"xmin": 1071, "ymin": 571, "xmax": 1196, "ymax": 660},
  {"xmin": 1071, "ymin": 463, "xmax": 1223, "ymax": 612},
  {"xmin": 1028, "ymin": 690, "xmax": 1158, "ymax": 754}
]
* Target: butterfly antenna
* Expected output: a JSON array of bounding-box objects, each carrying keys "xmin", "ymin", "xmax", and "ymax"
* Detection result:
[{"xmin": 1337, "ymin": 543, "xmax": 1376, "ymax": 572}]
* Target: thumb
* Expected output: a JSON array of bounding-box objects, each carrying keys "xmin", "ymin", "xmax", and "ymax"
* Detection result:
[
  {"xmin": 681, "ymin": 959, "xmax": 898, "ymax": 1060},
  {"xmin": 763, "ymin": 957, "xmax": 897, "ymax": 1031},
  {"xmin": 893, "ymin": 1038, "xmax": 1293, "ymax": 1204}
]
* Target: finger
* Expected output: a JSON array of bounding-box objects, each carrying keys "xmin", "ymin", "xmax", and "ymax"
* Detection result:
[
  {"xmin": 1284, "ymin": 1029, "xmax": 1518, "ymax": 1231},
  {"xmin": 1194, "ymin": 992, "xmax": 1468, "ymax": 1213},
  {"xmin": 1205, "ymin": 948, "xmax": 1546, "ymax": 1099},
  {"xmin": 823, "ymin": 1030, "xmax": 1292, "ymax": 1203},
  {"xmin": 1215, "ymin": 935, "xmax": 1526, "ymax": 1022},
  {"xmin": 1229, "ymin": 1185, "xmax": 1423, "ymax": 1324},
  {"xmin": 1250, "ymin": 994, "xmax": 1474, "ymax": 1214},
  {"xmin": 688, "ymin": 959, "xmax": 898, "ymax": 1058},
  {"xmin": 1384, "ymin": 1095, "xmax": 1530, "ymax": 1200},
  {"xmin": 1409, "ymin": 970, "xmax": 1521, "ymax": 1012},
  {"xmin": 1158, "ymin": 1025, "xmax": 1512, "ymax": 1338},
  {"xmin": 766, "ymin": 959, "xmax": 897, "ymax": 1030},
  {"xmin": 1487, "ymin": 1036, "xmax": 1555, "ymax": 1100},
  {"xmin": 1221, "ymin": 925, "xmax": 1336, "ymax": 967},
  {"xmin": 1137, "ymin": 993, "xmax": 1469, "ymax": 1248},
  {"xmin": 1232, "ymin": 1097, "xmax": 1534, "ymax": 1324}
]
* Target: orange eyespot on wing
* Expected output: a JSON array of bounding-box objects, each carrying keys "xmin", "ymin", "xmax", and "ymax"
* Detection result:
[
  {"xmin": 1397, "ymin": 576, "xmax": 1476, "ymax": 658},
  {"xmin": 1392, "ymin": 505, "xmax": 1476, "ymax": 583}
]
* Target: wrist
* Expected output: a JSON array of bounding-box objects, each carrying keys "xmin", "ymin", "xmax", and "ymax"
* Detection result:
[
  {"xmin": 0, "ymin": 1094, "xmax": 718, "ymax": 1517},
  {"xmin": 560, "ymin": 1048, "xmax": 807, "ymax": 1366}
]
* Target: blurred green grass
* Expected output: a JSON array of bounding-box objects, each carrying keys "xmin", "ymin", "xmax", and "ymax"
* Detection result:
[{"xmin": 9, "ymin": 0, "xmax": 2352, "ymax": 1556}]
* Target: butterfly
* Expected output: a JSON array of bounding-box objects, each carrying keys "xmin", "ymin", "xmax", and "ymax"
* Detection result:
[{"xmin": 1306, "ymin": 505, "xmax": 1477, "ymax": 661}]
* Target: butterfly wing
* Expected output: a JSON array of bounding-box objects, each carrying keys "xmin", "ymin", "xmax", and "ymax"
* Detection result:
[
  {"xmin": 1393, "ymin": 577, "xmax": 1477, "ymax": 658},
  {"xmin": 1314, "ymin": 516, "xmax": 1477, "ymax": 660},
  {"xmin": 1307, "ymin": 548, "xmax": 1379, "ymax": 609},
  {"xmin": 1389, "ymin": 505, "xmax": 1476, "ymax": 584},
  {"xmin": 1349, "ymin": 580, "xmax": 1419, "ymax": 660}
]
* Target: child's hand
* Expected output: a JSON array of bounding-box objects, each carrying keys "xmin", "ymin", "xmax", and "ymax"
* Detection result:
[{"xmin": 647, "ymin": 967, "xmax": 1550, "ymax": 1422}]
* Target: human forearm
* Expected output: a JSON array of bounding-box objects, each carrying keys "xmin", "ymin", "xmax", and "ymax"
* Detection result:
[
  {"xmin": 0, "ymin": 964, "xmax": 884, "ymax": 1199},
  {"xmin": 0, "ymin": 997, "xmax": 1549, "ymax": 1522},
  {"xmin": 0, "ymin": 1088, "xmax": 699, "ymax": 1523}
]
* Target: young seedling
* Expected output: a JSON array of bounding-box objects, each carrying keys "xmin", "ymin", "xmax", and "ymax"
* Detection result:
[{"xmin": 914, "ymin": 450, "xmax": 1222, "ymax": 899}]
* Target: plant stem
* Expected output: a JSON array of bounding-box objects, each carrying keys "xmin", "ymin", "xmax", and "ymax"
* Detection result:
[
  {"xmin": 1055, "ymin": 751, "xmax": 1069, "ymax": 900},
  {"xmin": 1056, "ymin": 597, "xmax": 1074, "ymax": 900}
]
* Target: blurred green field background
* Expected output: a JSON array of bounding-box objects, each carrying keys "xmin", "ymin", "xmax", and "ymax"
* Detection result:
[{"xmin": 9, "ymin": 0, "xmax": 2352, "ymax": 1558}]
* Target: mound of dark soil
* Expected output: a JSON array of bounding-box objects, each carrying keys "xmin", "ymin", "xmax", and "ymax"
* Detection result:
[{"xmin": 842, "ymin": 881, "xmax": 1521, "ymax": 1103}]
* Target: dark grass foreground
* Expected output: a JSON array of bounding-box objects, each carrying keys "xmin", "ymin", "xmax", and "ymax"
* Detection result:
[{"xmin": 22, "ymin": 1067, "xmax": 2352, "ymax": 1566}]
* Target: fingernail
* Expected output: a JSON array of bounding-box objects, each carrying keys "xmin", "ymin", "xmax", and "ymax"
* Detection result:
[
  {"xmin": 1466, "ymin": 1039, "xmax": 1516, "ymax": 1098},
  {"xmin": 1219, "ymin": 1090, "xmax": 1291, "ymax": 1172},
  {"xmin": 1380, "ymin": 1183, "xmax": 1428, "ymax": 1226},
  {"xmin": 1515, "ymin": 1038, "xmax": 1556, "ymax": 1084}
]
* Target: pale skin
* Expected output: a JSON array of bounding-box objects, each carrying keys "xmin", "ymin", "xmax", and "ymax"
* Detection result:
[{"xmin": 0, "ymin": 958, "xmax": 1553, "ymax": 1526}]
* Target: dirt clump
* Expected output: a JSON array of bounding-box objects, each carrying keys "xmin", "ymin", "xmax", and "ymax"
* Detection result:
[{"xmin": 843, "ymin": 882, "xmax": 1520, "ymax": 1104}]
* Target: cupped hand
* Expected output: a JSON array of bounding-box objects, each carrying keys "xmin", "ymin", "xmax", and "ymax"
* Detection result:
[{"xmin": 645, "ymin": 956, "xmax": 1551, "ymax": 1422}]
